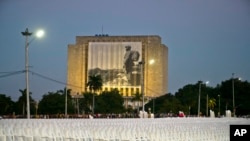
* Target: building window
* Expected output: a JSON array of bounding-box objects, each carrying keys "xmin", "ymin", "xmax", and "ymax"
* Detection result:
[
  {"xmin": 136, "ymin": 88, "xmax": 139, "ymax": 93},
  {"xmin": 131, "ymin": 88, "xmax": 134, "ymax": 95}
]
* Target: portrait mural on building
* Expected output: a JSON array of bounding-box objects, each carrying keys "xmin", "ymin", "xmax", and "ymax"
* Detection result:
[{"xmin": 88, "ymin": 42, "xmax": 142, "ymax": 86}]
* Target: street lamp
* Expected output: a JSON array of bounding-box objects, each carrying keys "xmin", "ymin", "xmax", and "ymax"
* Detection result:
[
  {"xmin": 36, "ymin": 30, "xmax": 45, "ymax": 38},
  {"xmin": 138, "ymin": 59, "xmax": 154, "ymax": 118},
  {"xmin": 218, "ymin": 95, "xmax": 221, "ymax": 117},
  {"xmin": 231, "ymin": 73, "xmax": 241, "ymax": 117},
  {"xmin": 198, "ymin": 81, "xmax": 209, "ymax": 117},
  {"xmin": 153, "ymin": 97, "xmax": 155, "ymax": 115},
  {"xmin": 65, "ymin": 87, "xmax": 68, "ymax": 118},
  {"xmin": 21, "ymin": 28, "xmax": 44, "ymax": 119},
  {"xmin": 232, "ymin": 73, "xmax": 242, "ymax": 117},
  {"xmin": 149, "ymin": 59, "xmax": 155, "ymax": 65},
  {"xmin": 232, "ymin": 73, "xmax": 235, "ymax": 117},
  {"xmin": 206, "ymin": 94, "xmax": 208, "ymax": 117},
  {"xmin": 139, "ymin": 61, "xmax": 145, "ymax": 118}
]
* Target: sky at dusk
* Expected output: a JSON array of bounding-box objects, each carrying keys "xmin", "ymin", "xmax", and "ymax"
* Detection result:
[{"xmin": 0, "ymin": 0, "xmax": 250, "ymax": 101}]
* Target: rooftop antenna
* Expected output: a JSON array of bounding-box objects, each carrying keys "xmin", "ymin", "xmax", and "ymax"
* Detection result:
[{"xmin": 95, "ymin": 25, "xmax": 108, "ymax": 36}]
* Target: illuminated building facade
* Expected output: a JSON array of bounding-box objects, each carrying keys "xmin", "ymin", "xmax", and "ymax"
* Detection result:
[{"xmin": 67, "ymin": 35, "xmax": 168, "ymax": 98}]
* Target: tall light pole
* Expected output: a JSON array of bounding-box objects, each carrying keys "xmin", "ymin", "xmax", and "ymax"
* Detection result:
[
  {"xmin": 232, "ymin": 73, "xmax": 235, "ymax": 117},
  {"xmin": 198, "ymin": 81, "xmax": 209, "ymax": 117},
  {"xmin": 218, "ymin": 94, "xmax": 221, "ymax": 117},
  {"xmin": 198, "ymin": 81, "xmax": 202, "ymax": 117},
  {"xmin": 149, "ymin": 59, "xmax": 155, "ymax": 117},
  {"xmin": 22, "ymin": 28, "xmax": 32, "ymax": 119},
  {"xmin": 139, "ymin": 61, "xmax": 145, "ymax": 118},
  {"xmin": 21, "ymin": 28, "xmax": 44, "ymax": 119},
  {"xmin": 206, "ymin": 94, "xmax": 208, "ymax": 117},
  {"xmin": 153, "ymin": 97, "xmax": 155, "ymax": 115},
  {"xmin": 65, "ymin": 87, "xmax": 68, "ymax": 118},
  {"xmin": 93, "ymin": 93, "xmax": 95, "ymax": 115}
]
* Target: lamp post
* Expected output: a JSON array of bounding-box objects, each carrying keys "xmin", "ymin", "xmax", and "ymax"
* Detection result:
[
  {"xmin": 65, "ymin": 87, "xmax": 68, "ymax": 118},
  {"xmin": 22, "ymin": 28, "xmax": 32, "ymax": 119},
  {"xmin": 153, "ymin": 97, "xmax": 155, "ymax": 115},
  {"xmin": 232, "ymin": 73, "xmax": 235, "ymax": 117},
  {"xmin": 35, "ymin": 100, "xmax": 39, "ymax": 118},
  {"xmin": 149, "ymin": 59, "xmax": 155, "ymax": 117},
  {"xmin": 197, "ymin": 81, "xmax": 209, "ymax": 117},
  {"xmin": 21, "ymin": 28, "xmax": 44, "ymax": 119},
  {"xmin": 206, "ymin": 94, "xmax": 208, "ymax": 117},
  {"xmin": 218, "ymin": 95, "xmax": 221, "ymax": 117},
  {"xmin": 93, "ymin": 94, "xmax": 95, "ymax": 115},
  {"xmin": 189, "ymin": 106, "xmax": 191, "ymax": 116},
  {"xmin": 198, "ymin": 81, "xmax": 202, "ymax": 117},
  {"xmin": 139, "ymin": 61, "xmax": 145, "ymax": 118}
]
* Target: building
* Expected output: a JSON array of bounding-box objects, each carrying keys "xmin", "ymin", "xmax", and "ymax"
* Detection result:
[{"xmin": 67, "ymin": 35, "xmax": 168, "ymax": 99}]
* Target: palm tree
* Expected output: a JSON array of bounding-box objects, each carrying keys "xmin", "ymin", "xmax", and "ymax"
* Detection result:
[
  {"xmin": 208, "ymin": 98, "xmax": 216, "ymax": 110},
  {"xmin": 18, "ymin": 89, "xmax": 34, "ymax": 117},
  {"xmin": 86, "ymin": 75, "xmax": 103, "ymax": 115},
  {"xmin": 19, "ymin": 89, "xmax": 26, "ymax": 116}
]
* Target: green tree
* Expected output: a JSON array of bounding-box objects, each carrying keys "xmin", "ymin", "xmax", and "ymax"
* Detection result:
[
  {"xmin": 87, "ymin": 74, "xmax": 103, "ymax": 114},
  {"xmin": 175, "ymin": 84, "xmax": 195, "ymax": 103},
  {"xmin": 0, "ymin": 94, "xmax": 14, "ymax": 115},
  {"xmin": 39, "ymin": 89, "xmax": 74, "ymax": 115},
  {"xmin": 15, "ymin": 89, "xmax": 35, "ymax": 117},
  {"xmin": 175, "ymin": 84, "xmax": 199, "ymax": 115},
  {"xmin": 80, "ymin": 92, "xmax": 94, "ymax": 114},
  {"xmin": 175, "ymin": 81, "xmax": 215, "ymax": 116},
  {"xmin": 95, "ymin": 89, "xmax": 125, "ymax": 114},
  {"xmin": 217, "ymin": 79, "xmax": 250, "ymax": 116},
  {"xmin": 156, "ymin": 94, "xmax": 184, "ymax": 115},
  {"xmin": 17, "ymin": 89, "xmax": 26, "ymax": 116},
  {"xmin": 57, "ymin": 88, "xmax": 75, "ymax": 115}
]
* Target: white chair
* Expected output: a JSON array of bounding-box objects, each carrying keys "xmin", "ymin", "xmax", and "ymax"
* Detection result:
[
  {"xmin": 22, "ymin": 127, "xmax": 33, "ymax": 141},
  {"xmin": 0, "ymin": 127, "xmax": 6, "ymax": 141},
  {"xmin": 13, "ymin": 127, "xmax": 24, "ymax": 141}
]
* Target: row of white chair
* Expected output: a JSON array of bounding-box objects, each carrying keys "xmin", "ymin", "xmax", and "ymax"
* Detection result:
[{"xmin": 0, "ymin": 118, "xmax": 249, "ymax": 141}]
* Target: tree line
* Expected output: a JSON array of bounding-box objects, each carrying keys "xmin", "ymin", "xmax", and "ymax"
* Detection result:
[{"xmin": 0, "ymin": 77, "xmax": 250, "ymax": 118}]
